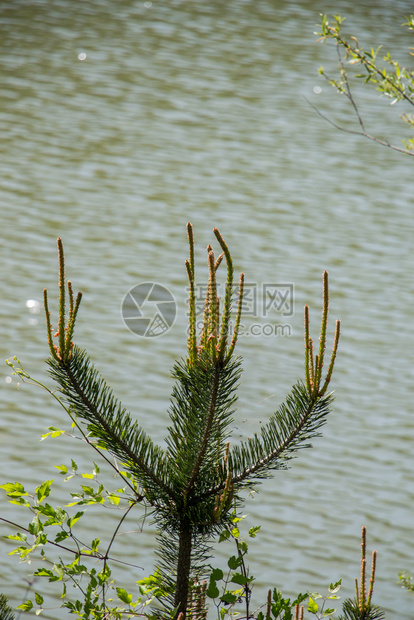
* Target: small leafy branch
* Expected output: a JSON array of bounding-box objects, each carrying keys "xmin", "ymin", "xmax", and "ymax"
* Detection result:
[
  {"xmin": 206, "ymin": 514, "xmax": 309, "ymax": 620},
  {"xmin": 2, "ymin": 224, "xmax": 340, "ymax": 619},
  {"xmin": 307, "ymin": 581, "xmax": 341, "ymax": 619},
  {"xmin": 398, "ymin": 572, "xmax": 414, "ymax": 593},
  {"xmin": 314, "ymin": 14, "xmax": 414, "ymax": 155},
  {"xmin": 205, "ymin": 523, "xmax": 384, "ymax": 620}
]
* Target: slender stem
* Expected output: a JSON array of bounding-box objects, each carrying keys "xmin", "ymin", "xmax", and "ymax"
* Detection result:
[
  {"xmin": 186, "ymin": 259, "xmax": 197, "ymax": 364},
  {"xmin": 103, "ymin": 501, "xmax": 136, "ymax": 561},
  {"xmin": 367, "ymin": 550, "xmax": 377, "ymax": 606},
  {"xmin": 207, "ymin": 250, "xmax": 219, "ymax": 359},
  {"xmin": 213, "ymin": 228, "xmax": 234, "ymax": 360},
  {"xmin": 360, "ymin": 526, "xmax": 367, "ymax": 611},
  {"xmin": 214, "ymin": 252, "xmax": 224, "ymax": 271},
  {"xmin": 235, "ymin": 537, "xmax": 250, "ymax": 620},
  {"xmin": 65, "ymin": 286, "xmax": 82, "ymax": 357},
  {"xmin": 187, "ymin": 222, "xmax": 195, "ymax": 276},
  {"xmin": 225, "ymin": 272, "xmax": 244, "ymax": 364},
  {"xmin": 57, "ymin": 238, "xmax": 66, "ymax": 358},
  {"xmin": 186, "ymin": 222, "xmax": 197, "ymax": 364},
  {"xmin": 315, "ymin": 271, "xmax": 329, "ymax": 389},
  {"xmin": 308, "ymin": 337, "xmax": 315, "ymax": 393},
  {"xmin": 336, "ymin": 46, "xmax": 366, "ymax": 132},
  {"xmin": 304, "ymin": 305, "xmax": 312, "ymax": 393},
  {"xmin": 43, "ymin": 289, "xmax": 58, "ymax": 361},
  {"xmin": 306, "ymin": 97, "xmax": 414, "ymax": 157},
  {"xmin": 320, "ymin": 319, "xmax": 341, "ymax": 396},
  {"xmin": 266, "ymin": 589, "xmax": 271, "ymax": 619}
]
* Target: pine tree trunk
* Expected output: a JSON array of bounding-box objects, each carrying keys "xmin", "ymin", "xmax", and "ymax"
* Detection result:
[{"xmin": 175, "ymin": 518, "xmax": 193, "ymax": 620}]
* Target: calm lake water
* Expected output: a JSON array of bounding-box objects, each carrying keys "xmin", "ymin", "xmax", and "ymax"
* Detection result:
[{"xmin": 1, "ymin": 1, "xmax": 413, "ymax": 618}]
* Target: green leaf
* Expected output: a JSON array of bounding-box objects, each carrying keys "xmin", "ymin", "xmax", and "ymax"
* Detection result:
[
  {"xmin": 206, "ymin": 581, "xmax": 220, "ymax": 599},
  {"xmin": 36, "ymin": 503, "xmax": 56, "ymax": 517},
  {"xmin": 54, "ymin": 464, "xmax": 68, "ymax": 474},
  {"xmin": 17, "ymin": 600, "xmax": 33, "ymax": 612},
  {"xmin": 45, "ymin": 426, "xmax": 65, "ymax": 439},
  {"xmin": 53, "ymin": 563, "xmax": 65, "ymax": 580},
  {"xmin": 107, "ymin": 494, "xmax": 120, "ymax": 506},
  {"xmin": 9, "ymin": 497, "xmax": 30, "ymax": 507},
  {"xmin": 210, "ymin": 568, "xmax": 224, "ymax": 581},
  {"xmin": 34, "ymin": 533, "xmax": 48, "ymax": 546},
  {"xmin": 9, "ymin": 545, "xmax": 29, "ymax": 557},
  {"xmin": 248, "ymin": 525, "xmax": 261, "ymax": 538},
  {"xmin": 34, "ymin": 568, "xmax": 54, "ymax": 578},
  {"xmin": 81, "ymin": 485, "xmax": 93, "ymax": 495},
  {"xmin": 67, "ymin": 511, "xmax": 84, "ymax": 528},
  {"xmin": 237, "ymin": 540, "xmax": 248, "ymax": 554},
  {"xmin": 323, "ymin": 608, "xmax": 336, "ymax": 616},
  {"xmin": 35, "ymin": 592, "xmax": 44, "ymax": 605},
  {"xmin": 220, "ymin": 592, "xmax": 238, "ymax": 605},
  {"xmin": 6, "ymin": 532, "xmax": 27, "ymax": 543},
  {"xmin": 308, "ymin": 597, "xmax": 319, "ymax": 614},
  {"xmin": 292, "ymin": 593, "xmax": 308, "ymax": 606},
  {"xmin": 227, "ymin": 555, "xmax": 243, "ymax": 570},
  {"xmin": 231, "ymin": 515, "xmax": 243, "ymax": 524},
  {"xmin": 0, "ymin": 481, "xmax": 27, "ymax": 497},
  {"xmin": 40, "ymin": 426, "xmax": 65, "ymax": 440},
  {"xmin": 55, "ymin": 506, "xmax": 67, "ymax": 522},
  {"xmin": 36, "ymin": 479, "xmax": 53, "ymax": 503},
  {"xmin": 117, "ymin": 588, "xmax": 132, "ymax": 604},
  {"xmin": 329, "ymin": 579, "xmax": 341, "ymax": 594},
  {"xmin": 98, "ymin": 564, "xmax": 111, "ymax": 584},
  {"xmin": 219, "ymin": 529, "xmax": 230, "ymax": 542},
  {"xmin": 230, "ymin": 572, "xmax": 250, "ymax": 586},
  {"xmin": 91, "ymin": 537, "xmax": 100, "ymax": 552},
  {"xmin": 29, "ymin": 515, "xmax": 44, "ymax": 535}
]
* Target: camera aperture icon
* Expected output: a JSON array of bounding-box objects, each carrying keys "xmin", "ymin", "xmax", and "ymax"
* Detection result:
[{"xmin": 122, "ymin": 282, "xmax": 176, "ymax": 338}]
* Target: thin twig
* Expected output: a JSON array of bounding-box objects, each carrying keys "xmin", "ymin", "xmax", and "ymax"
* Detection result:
[{"xmin": 306, "ymin": 97, "xmax": 414, "ymax": 156}]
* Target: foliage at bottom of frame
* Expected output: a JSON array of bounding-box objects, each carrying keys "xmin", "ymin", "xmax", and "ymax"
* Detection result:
[{"xmin": 0, "ymin": 492, "xmax": 397, "ymax": 620}]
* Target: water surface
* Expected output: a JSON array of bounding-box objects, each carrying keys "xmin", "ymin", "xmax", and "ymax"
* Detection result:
[{"xmin": 1, "ymin": 1, "xmax": 413, "ymax": 617}]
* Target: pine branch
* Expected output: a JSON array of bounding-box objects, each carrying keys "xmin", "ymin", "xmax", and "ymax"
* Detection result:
[
  {"xmin": 0, "ymin": 595, "xmax": 15, "ymax": 620},
  {"xmin": 229, "ymin": 383, "xmax": 332, "ymax": 486},
  {"xmin": 47, "ymin": 347, "xmax": 175, "ymax": 505},
  {"xmin": 165, "ymin": 355, "xmax": 241, "ymax": 500},
  {"xmin": 184, "ymin": 363, "xmax": 221, "ymax": 496},
  {"xmin": 195, "ymin": 382, "xmax": 332, "ymax": 501}
]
